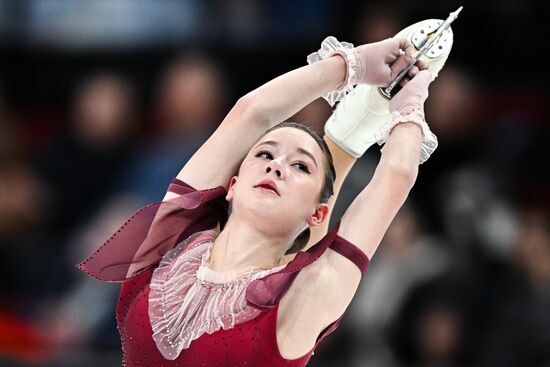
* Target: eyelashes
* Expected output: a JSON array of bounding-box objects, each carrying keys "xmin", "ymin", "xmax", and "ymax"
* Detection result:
[
  {"xmin": 255, "ymin": 150, "xmax": 310, "ymax": 174},
  {"xmin": 294, "ymin": 162, "xmax": 310, "ymax": 173},
  {"xmin": 256, "ymin": 151, "xmax": 273, "ymax": 160}
]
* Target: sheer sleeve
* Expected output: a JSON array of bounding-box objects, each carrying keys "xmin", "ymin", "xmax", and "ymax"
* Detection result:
[{"xmin": 76, "ymin": 178, "xmax": 229, "ymax": 282}]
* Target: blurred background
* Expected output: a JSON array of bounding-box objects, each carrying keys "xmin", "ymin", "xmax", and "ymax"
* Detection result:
[{"xmin": 0, "ymin": 0, "xmax": 548, "ymax": 366}]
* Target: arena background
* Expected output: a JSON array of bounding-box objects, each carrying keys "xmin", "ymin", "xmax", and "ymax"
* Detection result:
[{"xmin": 0, "ymin": 1, "xmax": 548, "ymax": 366}]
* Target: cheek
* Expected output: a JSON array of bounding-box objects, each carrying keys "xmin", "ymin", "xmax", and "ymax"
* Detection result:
[
  {"xmin": 240, "ymin": 158, "xmax": 263, "ymax": 175},
  {"xmin": 293, "ymin": 174, "xmax": 323, "ymax": 202},
  {"xmin": 229, "ymin": 161, "xmax": 261, "ymax": 199}
]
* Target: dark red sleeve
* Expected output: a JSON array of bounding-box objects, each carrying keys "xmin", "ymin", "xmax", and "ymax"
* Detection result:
[
  {"xmin": 75, "ymin": 179, "xmax": 229, "ymax": 282},
  {"xmin": 329, "ymin": 234, "xmax": 370, "ymax": 274}
]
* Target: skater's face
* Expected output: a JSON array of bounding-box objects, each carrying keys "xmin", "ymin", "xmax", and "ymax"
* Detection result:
[{"xmin": 227, "ymin": 127, "xmax": 330, "ymax": 235}]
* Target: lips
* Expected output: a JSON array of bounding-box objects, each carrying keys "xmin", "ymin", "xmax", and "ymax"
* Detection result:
[{"xmin": 254, "ymin": 179, "xmax": 279, "ymax": 195}]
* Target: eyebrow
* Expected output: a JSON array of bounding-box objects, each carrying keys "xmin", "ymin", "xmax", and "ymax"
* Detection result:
[{"xmin": 255, "ymin": 140, "xmax": 318, "ymax": 168}]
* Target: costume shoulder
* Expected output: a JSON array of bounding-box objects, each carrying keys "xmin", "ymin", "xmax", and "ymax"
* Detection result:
[
  {"xmin": 76, "ymin": 178, "xmax": 229, "ymax": 282},
  {"xmin": 246, "ymin": 221, "xmax": 369, "ymax": 311}
]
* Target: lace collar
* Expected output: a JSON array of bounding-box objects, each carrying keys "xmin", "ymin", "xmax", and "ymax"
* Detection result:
[
  {"xmin": 149, "ymin": 230, "xmax": 286, "ymax": 360},
  {"xmin": 197, "ymin": 242, "xmax": 286, "ymax": 285}
]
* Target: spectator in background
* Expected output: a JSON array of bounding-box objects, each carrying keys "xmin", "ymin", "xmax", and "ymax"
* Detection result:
[
  {"xmin": 478, "ymin": 205, "xmax": 550, "ymax": 367},
  {"xmin": 36, "ymin": 52, "xmax": 230, "ymax": 360},
  {"xmin": 410, "ymin": 299, "xmax": 468, "ymax": 367},
  {"xmin": 0, "ymin": 79, "xmax": 53, "ymax": 365},
  {"xmin": 114, "ymin": 51, "xmax": 228, "ymax": 202},
  {"xmin": 390, "ymin": 277, "xmax": 474, "ymax": 367},
  {"xmin": 410, "ymin": 64, "xmax": 485, "ymax": 237},
  {"xmin": 0, "ymin": 79, "xmax": 51, "ymax": 301},
  {"xmin": 344, "ymin": 204, "xmax": 451, "ymax": 367},
  {"xmin": 32, "ymin": 73, "xmax": 138, "ymax": 233},
  {"xmin": 0, "ymin": 80, "xmax": 47, "ymax": 246},
  {"xmin": 0, "ymin": 73, "xmax": 140, "ymax": 364}
]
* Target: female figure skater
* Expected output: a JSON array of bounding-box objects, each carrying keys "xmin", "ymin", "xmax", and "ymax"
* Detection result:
[{"xmin": 78, "ymin": 34, "xmax": 437, "ymax": 366}]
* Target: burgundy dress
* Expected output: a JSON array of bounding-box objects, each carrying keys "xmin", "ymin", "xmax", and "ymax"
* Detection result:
[{"xmin": 77, "ymin": 178, "xmax": 369, "ymax": 366}]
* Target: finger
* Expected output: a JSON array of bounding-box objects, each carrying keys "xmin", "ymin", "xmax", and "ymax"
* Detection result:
[
  {"xmin": 407, "ymin": 65, "xmax": 420, "ymax": 79},
  {"xmin": 390, "ymin": 56, "xmax": 413, "ymax": 79},
  {"xmin": 403, "ymin": 42, "xmax": 415, "ymax": 62},
  {"xmin": 387, "ymin": 38, "xmax": 403, "ymax": 61},
  {"xmin": 408, "ymin": 69, "xmax": 432, "ymax": 88},
  {"xmin": 390, "ymin": 40, "xmax": 415, "ymax": 76},
  {"xmin": 416, "ymin": 60, "xmax": 429, "ymax": 71},
  {"xmin": 395, "ymin": 37, "xmax": 413, "ymax": 53}
]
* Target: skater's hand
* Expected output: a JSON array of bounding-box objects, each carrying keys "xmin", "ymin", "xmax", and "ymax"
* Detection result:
[
  {"xmin": 307, "ymin": 35, "xmax": 428, "ymax": 106},
  {"xmin": 390, "ymin": 69, "xmax": 431, "ymax": 116},
  {"xmin": 352, "ymin": 38, "xmax": 419, "ymax": 86}
]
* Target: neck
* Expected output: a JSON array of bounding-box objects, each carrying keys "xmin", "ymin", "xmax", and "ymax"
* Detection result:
[{"xmin": 208, "ymin": 216, "xmax": 292, "ymax": 272}]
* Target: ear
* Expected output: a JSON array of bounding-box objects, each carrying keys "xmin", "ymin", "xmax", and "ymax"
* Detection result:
[
  {"xmin": 225, "ymin": 176, "xmax": 238, "ymax": 201},
  {"xmin": 306, "ymin": 203, "xmax": 329, "ymax": 227}
]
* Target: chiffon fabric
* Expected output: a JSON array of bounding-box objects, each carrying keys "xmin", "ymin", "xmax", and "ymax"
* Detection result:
[
  {"xmin": 149, "ymin": 229, "xmax": 285, "ymax": 359},
  {"xmin": 77, "ymin": 178, "xmax": 369, "ymax": 366}
]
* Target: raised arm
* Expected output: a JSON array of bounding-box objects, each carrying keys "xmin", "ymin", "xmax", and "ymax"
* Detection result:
[
  {"xmin": 165, "ymin": 37, "xmax": 415, "ymax": 199},
  {"xmin": 282, "ymin": 70, "xmax": 436, "ymax": 336},
  {"xmin": 337, "ymin": 70, "xmax": 435, "ymax": 260},
  {"xmin": 166, "ymin": 56, "xmax": 347, "ymax": 195}
]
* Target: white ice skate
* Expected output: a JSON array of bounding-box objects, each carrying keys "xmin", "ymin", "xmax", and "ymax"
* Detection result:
[{"xmin": 325, "ymin": 8, "xmax": 462, "ymax": 158}]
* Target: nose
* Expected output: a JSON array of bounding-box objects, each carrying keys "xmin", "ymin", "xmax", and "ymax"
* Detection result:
[{"xmin": 265, "ymin": 159, "xmax": 284, "ymax": 179}]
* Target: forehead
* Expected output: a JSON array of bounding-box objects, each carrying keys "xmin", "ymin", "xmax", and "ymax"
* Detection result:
[{"xmin": 256, "ymin": 127, "xmax": 322, "ymax": 154}]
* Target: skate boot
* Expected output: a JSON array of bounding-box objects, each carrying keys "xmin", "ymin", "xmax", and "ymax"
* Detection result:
[{"xmin": 324, "ymin": 13, "xmax": 459, "ymax": 158}]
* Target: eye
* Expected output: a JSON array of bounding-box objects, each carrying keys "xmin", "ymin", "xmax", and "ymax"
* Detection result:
[
  {"xmin": 255, "ymin": 150, "xmax": 273, "ymax": 160},
  {"xmin": 293, "ymin": 162, "xmax": 310, "ymax": 174}
]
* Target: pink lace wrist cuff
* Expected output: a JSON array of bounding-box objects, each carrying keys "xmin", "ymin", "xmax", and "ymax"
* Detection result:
[
  {"xmin": 307, "ymin": 36, "xmax": 358, "ymax": 107},
  {"xmin": 375, "ymin": 106, "xmax": 438, "ymax": 164}
]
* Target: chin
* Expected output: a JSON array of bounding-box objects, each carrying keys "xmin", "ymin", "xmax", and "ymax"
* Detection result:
[{"xmin": 233, "ymin": 197, "xmax": 298, "ymax": 235}]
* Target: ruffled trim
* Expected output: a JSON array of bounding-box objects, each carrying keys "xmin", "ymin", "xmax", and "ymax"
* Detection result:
[
  {"xmin": 196, "ymin": 250, "xmax": 284, "ymax": 285},
  {"xmin": 375, "ymin": 107, "xmax": 438, "ymax": 164},
  {"xmin": 307, "ymin": 36, "xmax": 357, "ymax": 107},
  {"xmin": 76, "ymin": 179, "xmax": 229, "ymax": 282},
  {"xmin": 149, "ymin": 230, "xmax": 285, "ymax": 360}
]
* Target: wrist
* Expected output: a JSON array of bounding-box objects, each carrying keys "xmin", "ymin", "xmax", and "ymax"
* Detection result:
[
  {"xmin": 376, "ymin": 109, "xmax": 438, "ymax": 165},
  {"xmin": 324, "ymin": 53, "xmax": 348, "ymax": 91},
  {"xmin": 307, "ymin": 36, "xmax": 357, "ymax": 106},
  {"xmin": 390, "ymin": 121, "xmax": 423, "ymax": 137},
  {"xmin": 385, "ymin": 110, "xmax": 427, "ymax": 141}
]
